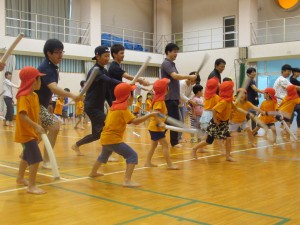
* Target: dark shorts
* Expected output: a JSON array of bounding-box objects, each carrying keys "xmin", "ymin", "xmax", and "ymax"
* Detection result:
[
  {"xmin": 149, "ymin": 131, "xmax": 166, "ymax": 141},
  {"xmin": 21, "ymin": 140, "xmax": 43, "ymax": 165},
  {"xmin": 40, "ymin": 105, "xmax": 58, "ymax": 129},
  {"xmin": 62, "ymin": 110, "xmax": 68, "ymax": 118}
]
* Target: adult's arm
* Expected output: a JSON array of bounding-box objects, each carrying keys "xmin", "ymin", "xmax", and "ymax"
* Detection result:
[
  {"xmin": 250, "ymin": 83, "xmax": 263, "ymax": 94},
  {"xmin": 3, "ymin": 79, "xmax": 19, "ymax": 88},
  {"xmin": 123, "ymin": 72, "xmax": 150, "ymax": 86},
  {"xmin": 170, "ymin": 72, "xmax": 197, "ymax": 81},
  {"xmin": 47, "ymin": 82, "xmax": 81, "ymax": 101}
]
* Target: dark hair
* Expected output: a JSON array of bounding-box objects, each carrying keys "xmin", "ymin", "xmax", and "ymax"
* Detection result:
[
  {"xmin": 4, "ymin": 71, "xmax": 12, "ymax": 78},
  {"xmin": 215, "ymin": 58, "xmax": 226, "ymax": 67},
  {"xmin": 222, "ymin": 77, "xmax": 232, "ymax": 82},
  {"xmin": 111, "ymin": 44, "xmax": 125, "ymax": 59},
  {"xmin": 165, "ymin": 43, "xmax": 179, "ymax": 55},
  {"xmin": 192, "ymin": 84, "xmax": 203, "ymax": 95},
  {"xmin": 246, "ymin": 67, "xmax": 256, "ymax": 74},
  {"xmin": 80, "ymin": 80, "xmax": 86, "ymax": 88},
  {"xmin": 64, "ymin": 88, "xmax": 70, "ymax": 92},
  {"xmin": 43, "ymin": 39, "xmax": 64, "ymax": 58},
  {"xmin": 281, "ymin": 64, "xmax": 292, "ymax": 71},
  {"xmin": 189, "ymin": 71, "xmax": 201, "ymax": 84},
  {"xmin": 146, "ymin": 92, "xmax": 152, "ymax": 97},
  {"xmin": 189, "ymin": 71, "xmax": 196, "ymax": 75}
]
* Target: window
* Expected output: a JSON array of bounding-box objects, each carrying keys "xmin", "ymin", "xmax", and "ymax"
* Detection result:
[{"xmin": 223, "ymin": 16, "xmax": 236, "ymax": 48}]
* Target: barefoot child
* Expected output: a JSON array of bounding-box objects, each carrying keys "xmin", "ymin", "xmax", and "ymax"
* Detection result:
[
  {"xmin": 145, "ymin": 92, "xmax": 153, "ymax": 113},
  {"xmin": 89, "ymin": 83, "xmax": 157, "ymax": 187},
  {"xmin": 74, "ymin": 96, "xmax": 85, "ymax": 129},
  {"xmin": 144, "ymin": 78, "xmax": 179, "ymax": 170},
  {"xmin": 15, "ymin": 66, "xmax": 46, "ymax": 194},
  {"xmin": 54, "ymin": 96, "xmax": 64, "ymax": 122},
  {"xmin": 133, "ymin": 95, "xmax": 142, "ymax": 117}
]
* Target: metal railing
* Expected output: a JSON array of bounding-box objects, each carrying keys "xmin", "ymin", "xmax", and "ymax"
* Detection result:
[
  {"xmin": 251, "ymin": 15, "xmax": 300, "ymax": 45},
  {"xmin": 5, "ymin": 9, "xmax": 90, "ymax": 45}
]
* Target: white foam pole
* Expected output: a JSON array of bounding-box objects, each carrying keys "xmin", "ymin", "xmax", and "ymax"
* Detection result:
[
  {"xmin": 131, "ymin": 56, "xmax": 151, "ymax": 84},
  {"xmin": 0, "ymin": 33, "xmax": 25, "ymax": 63},
  {"xmin": 157, "ymin": 113, "xmax": 188, "ymax": 128},
  {"xmin": 164, "ymin": 125, "xmax": 199, "ymax": 134},
  {"xmin": 41, "ymin": 134, "xmax": 60, "ymax": 179},
  {"xmin": 196, "ymin": 53, "xmax": 209, "ymax": 75}
]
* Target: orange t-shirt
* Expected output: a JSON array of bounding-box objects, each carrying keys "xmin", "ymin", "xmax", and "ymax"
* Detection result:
[
  {"xmin": 259, "ymin": 100, "xmax": 277, "ymax": 124},
  {"xmin": 279, "ymin": 97, "xmax": 300, "ymax": 115},
  {"xmin": 133, "ymin": 101, "xmax": 142, "ymax": 113},
  {"xmin": 100, "ymin": 109, "xmax": 135, "ymax": 145},
  {"xmin": 148, "ymin": 101, "xmax": 167, "ymax": 132},
  {"xmin": 15, "ymin": 93, "xmax": 40, "ymax": 143},
  {"xmin": 54, "ymin": 99, "xmax": 63, "ymax": 115},
  {"xmin": 203, "ymin": 95, "xmax": 220, "ymax": 110},
  {"xmin": 231, "ymin": 101, "xmax": 254, "ymax": 123},
  {"xmin": 145, "ymin": 99, "xmax": 152, "ymax": 112},
  {"xmin": 76, "ymin": 100, "xmax": 84, "ymax": 116},
  {"xmin": 213, "ymin": 100, "xmax": 235, "ymax": 121}
]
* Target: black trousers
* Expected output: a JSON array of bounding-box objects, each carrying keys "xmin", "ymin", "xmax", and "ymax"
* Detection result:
[
  {"xmin": 290, "ymin": 104, "xmax": 300, "ymax": 128},
  {"xmin": 4, "ymin": 97, "xmax": 14, "ymax": 121},
  {"xmin": 76, "ymin": 108, "xmax": 106, "ymax": 147},
  {"xmin": 165, "ymin": 100, "xmax": 180, "ymax": 146}
]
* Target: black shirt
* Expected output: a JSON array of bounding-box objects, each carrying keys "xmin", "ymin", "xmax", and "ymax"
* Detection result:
[
  {"xmin": 290, "ymin": 76, "xmax": 300, "ymax": 96},
  {"xmin": 107, "ymin": 61, "xmax": 125, "ymax": 101},
  {"xmin": 207, "ymin": 69, "xmax": 221, "ymax": 83},
  {"xmin": 84, "ymin": 63, "xmax": 121, "ymax": 110},
  {"xmin": 36, "ymin": 58, "xmax": 59, "ymax": 108},
  {"xmin": 247, "ymin": 79, "xmax": 259, "ymax": 106}
]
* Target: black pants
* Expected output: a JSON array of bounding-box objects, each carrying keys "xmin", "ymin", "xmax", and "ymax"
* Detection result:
[
  {"xmin": 76, "ymin": 108, "xmax": 106, "ymax": 147},
  {"xmin": 249, "ymin": 109, "xmax": 257, "ymax": 131},
  {"xmin": 290, "ymin": 104, "xmax": 300, "ymax": 128},
  {"xmin": 165, "ymin": 100, "xmax": 180, "ymax": 146},
  {"xmin": 4, "ymin": 97, "xmax": 14, "ymax": 121}
]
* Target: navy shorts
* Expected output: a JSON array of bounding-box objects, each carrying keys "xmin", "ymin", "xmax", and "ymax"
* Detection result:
[
  {"xmin": 21, "ymin": 140, "xmax": 43, "ymax": 165},
  {"xmin": 149, "ymin": 131, "xmax": 166, "ymax": 141}
]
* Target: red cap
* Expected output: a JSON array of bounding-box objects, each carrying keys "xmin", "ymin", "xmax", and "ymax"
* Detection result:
[
  {"xmin": 111, "ymin": 83, "xmax": 136, "ymax": 111},
  {"xmin": 16, "ymin": 66, "xmax": 45, "ymax": 99},
  {"xmin": 204, "ymin": 77, "xmax": 219, "ymax": 99},
  {"xmin": 219, "ymin": 81, "xmax": 234, "ymax": 101},
  {"xmin": 286, "ymin": 85, "xmax": 299, "ymax": 101},
  {"xmin": 263, "ymin": 87, "xmax": 277, "ymax": 102},
  {"xmin": 152, "ymin": 78, "xmax": 170, "ymax": 105}
]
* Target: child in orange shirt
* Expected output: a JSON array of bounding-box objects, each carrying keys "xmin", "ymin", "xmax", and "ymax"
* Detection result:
[
  {"xmin": 133, "ymin": 95, "xmax": 142, "ymax": 117},
  {"xmin": 54, "ymin": 96, "xmax": 64, "ymax": 119},
  {"xmin": 144, "ymin": 78, "xmax": 178, "ymax": 170},
  {"xmin": 145, "ymin": 92, "xmax": 153, "ymax": 113},
  {"xmin": 89, "ymin": 83, "xmax": 157, "ymax": 187},
  {"xmin": 193, "ymin": 81, "xmax": 248, "ymax": 161},
  {"xmin": 252, "ymin": 88, "xmax": 278, "ymax": 144},
  {"xmin": 229, "ymin": 88, "xmax": 263, "ymax": 147},
  {"xmin": 74, "ymin": 97, "xmax": 85, "ymax": 130},
  {"xmin": 15, "ymin": 66, "xmax": 46, "ymax": 194}
]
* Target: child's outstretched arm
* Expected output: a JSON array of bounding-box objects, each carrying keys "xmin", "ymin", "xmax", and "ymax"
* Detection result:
[
  {"xmin": 19, "ymin": 111, "xmax": 45, "ymax": 135},
  {"xmin": 130, "ymin": 112, "xmax": 158, "ymax": 125},
  {"xmin": 251, "ymin": 105, "xmax": 265, "ymax": 115}
]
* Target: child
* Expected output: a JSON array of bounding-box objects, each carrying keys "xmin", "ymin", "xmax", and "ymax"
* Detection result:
[
  {"xmin": 15, "ymin": 66, "xmax": 46, "ymax": 194},
  {"xmin": 145, "ymin": 92, "xmax": 153, "ymax": 113},
  {"xmin": 192, "ymin": 81, "xmax": 240, "ymax": 161},
  {"xmin": 74, "ymin": 96, "xmax": 85, "ymax": 130},
  {"xmin": 54, "ymin": 96, "xmax": 64, "ymax": 121},
  {"xmin": 144, "ymin": 78, "xmax": 179, "ymax": 170},
  {"xmin": 89, "ymin": 83, "xmax": 157, "ymax": 187},
  {"xmin": 229, "ymin": 88, "xmax": 263, "ymax": 147},
  {"xmin": 277, "ymin": 85, "xmax": 300, "ymax": 140},
  {"xmin": 252, "ymin": 88, "xmax": 278, "ymax": 144},
  {"xmin": 190, "ymin": 84, "xmax": 204, "ymax": 143},
  {"xmin": 133, "ymin": 95, "xmax": 142, "ymax": 117},
  {"xmin": 62, "ymin": 88, "xmax": 70, "ymax": 124}
]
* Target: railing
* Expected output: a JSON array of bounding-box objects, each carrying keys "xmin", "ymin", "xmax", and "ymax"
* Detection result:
[
  {"xmin": 251, "ymin": 16, "xmax": 300, "ymax": 45},
  {"xmin": 5, "ymin": 9, "xmax": 90, "ymax": 45}
]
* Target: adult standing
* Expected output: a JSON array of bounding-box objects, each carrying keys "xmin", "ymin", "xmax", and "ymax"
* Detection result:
[
  {"xmin": 3, "ymin": 71, "xmax": 19, "ymax": 126},
  {"xmin": 290, "ymin": 67, "xmax": 300, "ymax": 127},
  {"xmin": 207, "ymin": 58, "xmax": 226, "ymax": 83},
  {"xmin": 273, "ymin": 64, "xmax": 293, "ymax": 105},
  {"xmin": 72, "ymin": 46, "xmax": 121, "ymax": 156},
  {"xmin": 36, "ymin": 39, "xmax": 81, "ymax": 169},
  {"xmin": 161, "ymin": 43, "xmax": 197, "ymax": 148}
]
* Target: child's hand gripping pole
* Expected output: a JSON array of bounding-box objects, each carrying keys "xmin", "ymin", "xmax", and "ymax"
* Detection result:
[{"xmin": 41, "ymin": 134, "xmax": 60, "ymax": 180}]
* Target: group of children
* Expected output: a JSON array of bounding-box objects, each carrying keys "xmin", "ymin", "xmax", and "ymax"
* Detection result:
[{"xmin": 133, "ymin": 92, "xmax": 153, "ymax": 117}]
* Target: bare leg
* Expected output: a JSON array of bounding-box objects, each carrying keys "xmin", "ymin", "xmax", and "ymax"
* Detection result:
[
  {"xmin": 43, "ymin": 121, "xmax": 60, "ymax": 168},
  {"xmin": 252, "ymin": 126, "xmax": 260, "ymax": 136},
  {"xmin": 123, "ymin": 164, "xmax": 140, "ymax": 187},
  {"xmin": 160, "ymin": 138, "xmax": 178, "ymax": 170},
  {"xmin": 16, "ymin": 159, "xmax": 29, "ymax": 186},
  {"xmin": 225, "ymin": 137, "xmax": 235, "ymax": 162},
  {"xmin": 246, "ymin": 128, "xmax": 256, "ymax": 147},
  {"xmin": 72, "ymin": 143, "xmax": 84, "ymax": 156},
  {"xmin": 144, "ymin": 140, "xmax": 158, "ymax": 167},
  {"xmin": 89, "ymin": 161, "xmax": 104, "ymax": 177},
  {"xmin": 270, "ymin": 126, "xmax": 277, "ymax": 144},
  {"xmin": 192, "ymin": 141, "xmax": 208, "ymax": 159},
  {"xmin": 27, "ymin": 163, "xmax": 46, "ymax": 194}
]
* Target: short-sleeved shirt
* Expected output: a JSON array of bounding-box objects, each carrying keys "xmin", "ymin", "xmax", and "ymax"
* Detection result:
[
  {"xmin": 145, "ymin": 99, "xmax": 152, "ymax": 112},
  {"xmin": 107, "ymin": 61, "xmax": 126, "ymax": 101},
  {"xmin": 133, "ymin": 101, "xmax": 142, "ymax": 113},
  {"xmin": 15, "ymin": 93, "xmax": 40, "ymax": 143},
  {"xmin": 54, "ymin": 99, "xmax": 63, "ymax": 115},
  {"xmin": 76, "ymin": 100, "xmax": 84, "ymax": 116},
  {"xmin": 279, "ymin": 97, "xmax": 300, "ymax": 114},
  {"xmin": 290, "ymin": 76, "xmax": 300, "ymax": 96},
  {"xmin": 260, "ymin": 100, "xmax": 277, "ymax": 124},
  {"xmin": 148, "ymin": 101, "xmax": 167, "ymax": 132},
  {"xmin": 213, "ymin": 100, "xmax": 234, "ymax": 121},
  {"xmin": 247, "ymin": 79, "xmax": 259, "ymax": 106},
  {"xmin": 161, "ymin": 58, "xmax": 179, "ymax": 100},
  {"xmin": 36, "ymin": 58, "xmax": 59, "ymax": 108},
  {"xmin": 84, "ymin": 63, "xmax": 120, "ymax": 110},
  {"xmin": 274, "ymin": 76, "xmax": 291, "ymax": 104},
  {"xmin": 203, "ymin": 95, "xmax": 220, "ymax": 110},
  {"xmin": 207, "ymin": 69, "xmax": 221, "ymax": 83},
  {"xmin": 231, "ymin": 101, "xmax": 254, "ymax": 123},
  {"xmin": 100, "ymin": 109, "xmax": 135, "ymax": 145}
]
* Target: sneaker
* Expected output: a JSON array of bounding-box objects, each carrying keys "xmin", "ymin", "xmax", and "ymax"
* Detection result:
[{"xmin": 172, "ymin": 144, "xmax": 183, "ymax": 148}]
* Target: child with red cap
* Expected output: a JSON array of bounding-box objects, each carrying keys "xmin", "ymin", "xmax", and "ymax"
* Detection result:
[
  {"xmin": 144, "ymin": 78, "xmax": 179, "ymax": 170},
  {"xmin": 252, "ymin": 88, "xmax": 278, "ymax": 144},
  {"xmin": 89, "ymin": 83, "xmax": 157, "ymax": 187},
  {"xmin": 15, "ymin": 66, "xmax": 46, "ymax": 194},
  {"xmin": 192, "ymin": 81, "xmax": 238, "ymax": 161}
]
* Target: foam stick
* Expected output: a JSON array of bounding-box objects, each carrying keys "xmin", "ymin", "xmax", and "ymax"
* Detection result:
[
  {"xmin": 53, "ymin": 114, "xmax": 63, "ymax": 123},
  {"xmin": 0, "ymin": 33, "xmax": 25, "ymax": 63},
  {"xmin": 131, "ymin": 56, "xmax": 151, "ymax": 84},
  {"xmin": 0, "ymin": 91, "xmax": 5, "ymax": 97},
  {"xmin": 252, "ymin": 115, "xmax": 269, "ymax": 131},
  {"xmin": 235, "ymin": 76, "xmax": 251, "ymax": 104},
  {"xmin": 41, "ymin": 134, "xmax": 60, "ymax": 179},
  {"xmin": 196, "ymin": 53, "xmax": 209, "ymax": 75},
  {"xmin": 132, "ymin": 131, "xmax": 141, "ymax": 137},
  {"xmin": 281, "ymin": 120, "xmax": 297, "ymax": 141},
  {"xmin": 267, "ymin": 111, "xmax": 291, "ymax": 119},
  {"xmin": 164, "ymin": 125, "xmax": 199, "ymax": 134},
  {"xmin": 157, "ymin": 113, "xmax": 188, "ymax": 128}
]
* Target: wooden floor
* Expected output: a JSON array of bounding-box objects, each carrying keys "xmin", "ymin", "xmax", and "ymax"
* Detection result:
[{"xmin": 1, "ymin": 120, "xmax": 300, "ymax": 225}]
